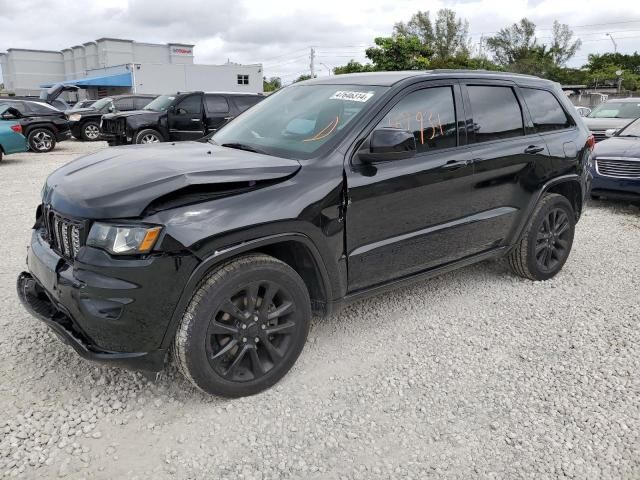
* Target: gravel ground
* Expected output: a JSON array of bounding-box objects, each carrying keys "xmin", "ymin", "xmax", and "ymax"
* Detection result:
[{"xmin": 1, "ymin": 141, "xmax": 639, "ymax": 479}]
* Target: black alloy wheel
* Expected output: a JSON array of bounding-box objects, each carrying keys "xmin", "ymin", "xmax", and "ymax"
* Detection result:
[
  {"xmin": 206, "ymin": 280, "xmax": 297, "ymax": 382},
  {"xmin": 534, "ymin": 207, "xmax": 571, "ymax": 273},
  {"xmin": 174, "ymin": 254, "xmax": 311, "ymax": 397}
]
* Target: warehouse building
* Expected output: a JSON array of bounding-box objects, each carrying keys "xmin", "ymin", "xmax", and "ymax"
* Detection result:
[{"xmin": 0, "ymin": 38, "xmax": 263, "ymax": 99}]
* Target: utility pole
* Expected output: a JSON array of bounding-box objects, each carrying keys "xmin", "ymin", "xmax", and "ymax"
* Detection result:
[
  {"xmin": 606, "ymin": 33, "xmax": 618, "ymax": 53},
  {"xmin": 310, "ymin": 47, "xmax": 315, "ymax": 79}
]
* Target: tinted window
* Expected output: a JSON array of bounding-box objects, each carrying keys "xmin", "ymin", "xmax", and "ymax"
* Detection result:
[
  {"xmin": 114, "ymin": 98, "xmax": 135, "ymax": 111},
  {"xmin": 25, "ymin": 102, "xmax": 57, "ymax": 115},
  {"xmin": 205, "ymin": 95, "xmax": 230, "ymax": 114},
  {"xmin": 232, "ymin": 96, "xmax": 262, "ymax": 112},
  {"xmin": 468, "ymin": 86, "xmax": 523, "ymax": 143},
  {"xmin": 175, "ymin": 95, "xmax": 202, "ymax": 115},
  {"xmin": 133, "ymin": 97, "xmax": 152, "ymax": 110},
  {"xmin": 0, "ymin": 101, "xmax": 28, "ymax": 114},
  {"xmin": 522, "ymin": 88, "xmax": 572, "ymax": 132},
  {"xmin": 375, "ymin": 86, "xmax": 457, "ymax": 153}
]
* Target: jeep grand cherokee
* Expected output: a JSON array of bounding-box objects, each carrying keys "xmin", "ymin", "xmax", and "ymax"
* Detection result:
[{"xmin": 17, "ymin": 71, "xmax": 592, "ymax": 397}]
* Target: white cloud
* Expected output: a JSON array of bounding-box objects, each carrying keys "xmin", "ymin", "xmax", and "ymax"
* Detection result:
[{"xmin": 1, "ymin": 0, "xmax": 640, "ymax": 84}]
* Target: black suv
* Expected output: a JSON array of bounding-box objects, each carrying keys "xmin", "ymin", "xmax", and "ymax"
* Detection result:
[
  {"xmin": 0, "ymin": 99, "xmax": 71, "ymax": 153},
  {"xmin": 18, "ymin": 71, "xmax": 591, "ymax": 397},
  {"xmin": 67, "ymin": 94, "xmax": 156, "ymax": 141},
  {"xmin": 100, "ymin": 91, "xmax": 264, "ymax": 145}
]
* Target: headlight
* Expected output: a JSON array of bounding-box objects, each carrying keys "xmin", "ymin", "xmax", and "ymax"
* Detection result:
[
  {"xmin": 68, "ymin": 113, "xmax": 82, "ymax": 122},
  {"xmin": 86, "ymin": 223, "xmax": 162, "ymax": 255}
]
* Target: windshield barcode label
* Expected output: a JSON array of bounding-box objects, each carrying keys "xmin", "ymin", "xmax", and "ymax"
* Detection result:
[{"xmin": 330, "ymin": 91, "xmax": 374, "ymax": 102}]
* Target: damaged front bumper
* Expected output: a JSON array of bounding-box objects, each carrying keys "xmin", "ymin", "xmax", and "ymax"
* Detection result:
[{"xmin": 17, "ymin": 230, "xmax": 196, "ymax": 372}]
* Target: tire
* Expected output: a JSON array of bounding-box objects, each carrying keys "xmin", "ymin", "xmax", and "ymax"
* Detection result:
[
  {"xmin": 81, "ymin": 121, "xmax": 101, "ymax": 141},
  {"xmin": 0, "ymin": 149, "xmax": 3, "ymax": 162},
  {"xmin": 508, "ymin": 193, "xmax": 575, "ymax": 281},
  {"xmin": 174, "ymin": 254, "xmax": 311, "ymax": 397},
  {"xmin": 134, "ymin": 129, "xmax": 163, "ymax": 144},
  {"xmin": 28, "ymin": 128, "xmax": 56, "ymax": 153}
]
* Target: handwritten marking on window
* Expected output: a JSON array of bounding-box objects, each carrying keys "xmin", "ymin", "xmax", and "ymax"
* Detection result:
[
  {"xmin": 303, "ymin": 116, "xmax": 340, "ymax": 142},
  {"xmin": 386, "ymin": 110, "xmax": 446, "ymax": 144}
]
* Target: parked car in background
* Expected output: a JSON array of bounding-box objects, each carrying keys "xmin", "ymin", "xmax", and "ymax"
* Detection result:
[
  {"xmin": 575, "ymin": 106, "xmax": 591, "ymax": 117},
  {"xmin": 18, "ymin": 71, "xmax": 591, "ymax": 397},
  {"xmin": 100, "ymin": 92, "xmax": 264, "ymax": 145},
  {"xmin": 0, "ymin": 99, "xmax": 71, "ymax": 153},
  {"xmin": 67, "ymin": 99, "xmax": 97, "ymax": 112},
  {"xmin": 590, "ymin": 116, "xmax": 640, "ymax": 200},
  {"xmin": 67, "ymin": 94, "xmax": 157, "ymax": 141},
  {"xmin": 1, "ymin": 84, "xmax": 80, "ymax": 112},
  {"xmin": 0, "ymin": 105, "xmax": 28, "ymax": 162},
  {"xmin": 583, "ymin": 98, "xmax": 640, "ymax": 142}
]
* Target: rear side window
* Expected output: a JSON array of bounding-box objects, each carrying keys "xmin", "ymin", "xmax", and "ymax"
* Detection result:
[
  {"xmin": 374, "ymin": 86, "xmax": 457, "ymax": 153},
  {"xmin": 0, "ymin": 101, "xmax": 28, "ymax": 114},
  {"xmin": 114, "ymin": 98, "xmax": 134, "ymax": 111},
  {"xmin": 232, "ymin": 96, "xmax": 262, "ymax": 113},
  {"xmin": 133, "ymin": 97, "xmax": 152, "ymax": 110},
  {"xmin": 205, "ymin": 95, "xmax": 230, "ymax": 114},
  {"xmin": 467, "ymin": 86, "xmax": 524, "ymax": 143},
  {"xmin": 521, "ymin": 88, "xmax": 572, "ymax": 132}
]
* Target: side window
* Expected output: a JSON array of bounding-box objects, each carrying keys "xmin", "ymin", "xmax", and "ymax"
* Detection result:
[
  {"xmin": 374, "ymin": 86, "xmax": 457, "ymax": 153},
  {"xmin": 114, "ymin": 98, "xmax": 134, "ymax": 111},
  {"xmin": 521, "ymin": 88, "xmax": 573, "ymax": 132},
  {"xmin": 7, "ymin": 102, "xmax": 29, "ymax": 114},
  {"xmin": 25, "ymin": 102, "xmax": 52, "ymax": 115},
  {"xmin": 175, "ymin": 95, "xmax": 202, "ymax": 115},
  {"xmin": 133, "ymin": 97, "xmax": 151, "ymax": 110},
  {"xmin": 467, "ymin": 86, "xmax": 524, "ymax": 143},
  {"xmin": 205, "ymin": 95, "xmax": 230, "ymax": 114}
]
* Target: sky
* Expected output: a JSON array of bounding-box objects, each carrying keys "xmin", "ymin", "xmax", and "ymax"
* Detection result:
[{"xmin": 1, "ymin": 0, "xmax": 640, "ymax": 84}]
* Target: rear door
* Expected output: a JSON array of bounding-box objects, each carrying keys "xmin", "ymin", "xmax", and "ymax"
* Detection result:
[
  {"xmin": 204, "ymin": 95, "xmax": 232, "ymax": 132},
  {"xmin": 113, "ymin": 97, "xmax": 135, "ymax": 112},
  {"xmin": 168, "ymin": 93, "xmax": 205, "ymax": 141},
  {"xmin": 461, "ymin": 81, "xmax": 550, "ymax": 254}
]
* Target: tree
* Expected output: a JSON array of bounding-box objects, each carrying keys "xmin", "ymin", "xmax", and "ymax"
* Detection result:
[
  {"xmin": 485, "ymin": 18, "xmax": 538, "ymax": 66},
  {"xmin": 434, "ymin": 9, "xmax": 471, "ymax": 60},
  {"xmin": 549, "ymin": 21, "xmax": 581, "ymax": 66},
  {"xmin": 393, "ymin": 10, "xmax": 434, "ymax": 46},
  {"xmin": 293, "ymin": 74, "xmax": 314, "ymax": 83},
  {"xmin": 333, "ymin": 60, "xmax": 374, "ymax": 75},
  {"xmin": 365, "ymin": 36, "xmax": 432, "ymax": 71},
  {"xmin": 263, "ymin": 76, "xmax": 282, "ymax": 92}
]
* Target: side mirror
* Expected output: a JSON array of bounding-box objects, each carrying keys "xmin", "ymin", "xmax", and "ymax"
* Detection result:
[
  {"xmin": 107, "ymin": 106, "xmax": 115, "ymax": 113},
  {"xmin": 359, "ymin": 129, "xmax": 416, "ymax": 163},
  {"xmin": 605, "ymin": 128, "xmax": 618, "ymax": 138}
]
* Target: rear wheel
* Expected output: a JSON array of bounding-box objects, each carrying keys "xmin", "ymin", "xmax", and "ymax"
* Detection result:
[
  {"xmin": 174, "ymin": 254, "xmax": 311, "ymax": 397},
  {"xmin": 508, "ymin": 193, "xmax": 575, "ymax": 281},
  {"xmin": 135, "ymin": 129, "xmax": 163, "ymax": 144},
  {"xmin": 28, "ymin": 128, "xmax": 56, "ymax": 153},
  {"xmin": 81, "ymin": 121, "xmax": 101, "ymax": 141}
]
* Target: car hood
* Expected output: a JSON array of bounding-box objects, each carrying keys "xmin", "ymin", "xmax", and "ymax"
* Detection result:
[
  {"xmin": 593, "ymin": 137, "xmax": 640, "ymax": 158},
  {"xmin": 583, "ymin": 117, "xmax": 634, "ymax": 130},
  {"xmin": 102, "ymin": 110, "xmax": 160, "ymax": 120},
  {"xmin": 43, "ymin": 142, "xmax": 301, "ymax": 219},
  {"xmin": 65, "ymin": 107, "xmax": 97, "ymax": 116}
]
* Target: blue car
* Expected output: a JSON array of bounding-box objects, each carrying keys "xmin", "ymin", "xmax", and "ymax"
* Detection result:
[
  {"xmin": 0, "ymin": 105, "xmax": 28, "ymax": 162},
  {"xmin": 590, "ymin": 117, "xmax": 640, "ymax": 200}
]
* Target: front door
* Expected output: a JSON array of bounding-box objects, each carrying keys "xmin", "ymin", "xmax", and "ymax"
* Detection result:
[
  {"xmin": 346, "ymin": 82, "xmax": 476, "ymax": 291},
  {"xmin": 168, "ymin": 94, "xmax": 205, "ymax": 141}
]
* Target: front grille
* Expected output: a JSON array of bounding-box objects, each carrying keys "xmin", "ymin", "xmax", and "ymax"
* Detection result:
[
  {"xmin": 42, "ymin": 205, "xmax": 85, "ymax": 259},
  {"xmin": 101, "ymin": 118, "xmax": 126, "ymax": 136},
  {"xmin": 591, "ymin": 130, "xmax": 608, "ymax": 143},
  {"xmin": 596, "ymin": 157, "xmax": 640, "ymax": 179}
]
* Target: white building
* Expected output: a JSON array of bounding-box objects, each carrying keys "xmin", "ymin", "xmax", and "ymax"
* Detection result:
[{"xmin": 0, "ymin": 38, "xmax": 263, "ymax": 98}]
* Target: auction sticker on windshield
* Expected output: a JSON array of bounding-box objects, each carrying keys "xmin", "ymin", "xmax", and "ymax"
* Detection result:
[{"xmin": 330, "ymin": 91, "xmax": 375, "ymax": 102}]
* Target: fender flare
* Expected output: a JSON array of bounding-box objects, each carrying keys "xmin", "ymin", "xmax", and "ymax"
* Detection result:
[
  {"xmin": 511, "ymin": 174, "xmax": 583, "ymax": 245},
  {"xmin": 159, "ymin": 232, "xmax": 332, "ymax": 350}
]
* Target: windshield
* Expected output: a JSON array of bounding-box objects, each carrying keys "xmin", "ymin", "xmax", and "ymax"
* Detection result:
[
  {"xmin": 144, "ymin": 95, "xmax": 176, "ymax": 112},
  {"xmin": 617, "ymin": 118, "xmax": 640, "ymax": 137},
  {"xmin": 91, "ymin": 97, "xmax": 113, "ymax": 112},
  {"xmin": 212, "ymin": 84, "xmax": 386, "ymax": 159},
  {"xmin": 588, "ymin": 101, "xmax": 640, "ymax": 119}
]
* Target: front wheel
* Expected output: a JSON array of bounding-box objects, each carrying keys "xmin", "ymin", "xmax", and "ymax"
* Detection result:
[
  {"xmin": 28, "ymin": 128, "xmax": 56, "ymax": 153},
  {"xmin": 81, "ymin": 121, "xmax": 101, "ymax": 141},
  {"xmin": 134, "ymin": 129, "xmax": 163, "ymax": 144},
  {"xmin": 508, "ymin": 193, "xmax": 575, "ymax": 281},
  {"xmin": 173, "ymin": 254, "xmax": 311, "ymax": 397}
]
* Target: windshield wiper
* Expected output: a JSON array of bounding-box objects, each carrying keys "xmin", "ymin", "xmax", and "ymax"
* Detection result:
[{"xmin": 221, "ymin": 143, "xmax": 269, "ymax": 155}]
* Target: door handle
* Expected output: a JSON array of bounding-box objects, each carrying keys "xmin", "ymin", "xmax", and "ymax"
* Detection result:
[
  {"xmin": 223, "ymin": 116, "xmax": 234, "ymax": 121},
  {"xmin": 442, "ymin": 159, "xmax": 471, "ymax": 170},
  {"xmin": 190, "ymin": 119, "xmax": 201, "ymax": 122},
  {"xmin": 524, "ymin": 145, "xmax": 545, "ymax": 154}
]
